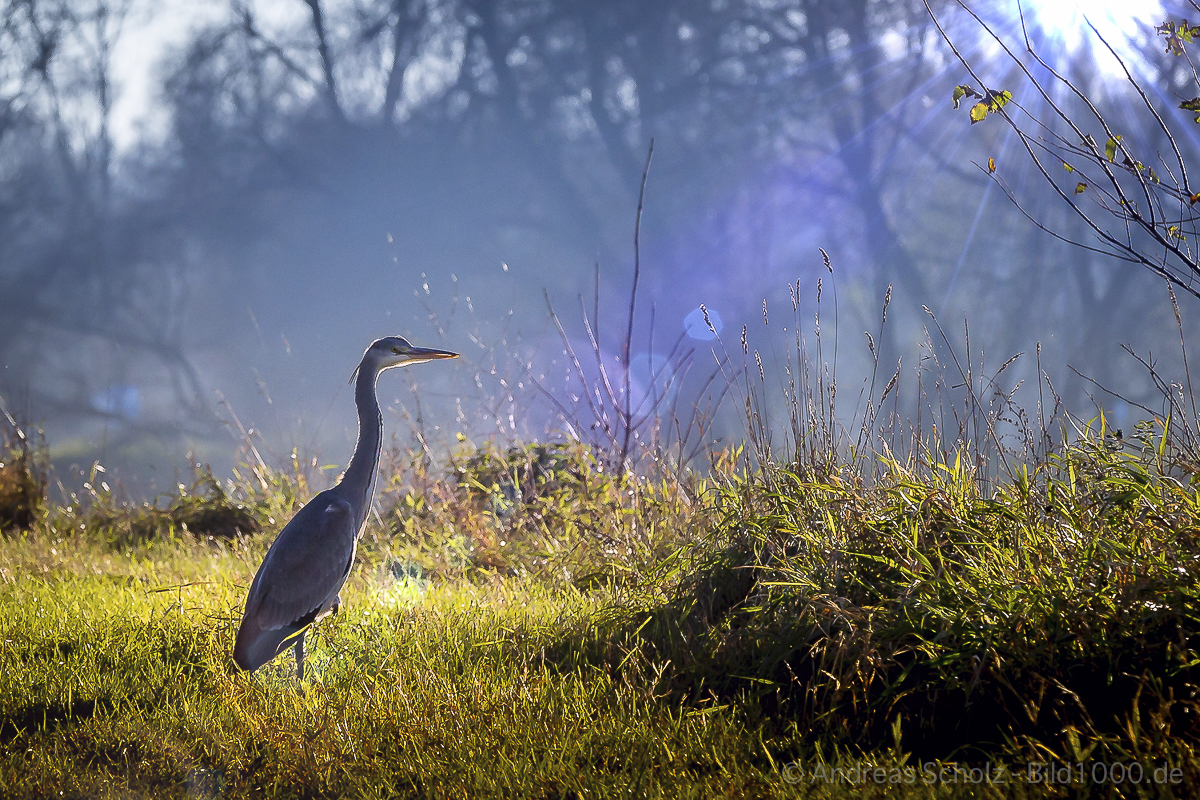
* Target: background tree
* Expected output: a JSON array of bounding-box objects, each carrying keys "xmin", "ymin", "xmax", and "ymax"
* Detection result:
[
  {"xmin": 0, "ymin": 0, "xmax": 212, "ymax": 461},
  {"xmin": 924, "ymin": 1, "xmax": 1200, "ymax": 403},
  {"xmin": 0, "ymin": 0, "xmax": 1182, "ymax": 488}
]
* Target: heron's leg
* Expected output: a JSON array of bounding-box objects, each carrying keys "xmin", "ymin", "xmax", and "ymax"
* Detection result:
[
  {"xmin": 333, "ymin": 594, "xmax": 342, "ymax": 615},
  {"xmin": 294, "ymin": 630, "xmax": 306, "ymax": 681}
]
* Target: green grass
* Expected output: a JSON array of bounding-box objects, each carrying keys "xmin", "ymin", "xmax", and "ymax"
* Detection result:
[
  {"xmin": 4, "ymin": 428, "xmax": 1200, "ymax": 797},
  {"xmin": 0, "ymin": 546, "xmax": 808, "ymax": 798}
]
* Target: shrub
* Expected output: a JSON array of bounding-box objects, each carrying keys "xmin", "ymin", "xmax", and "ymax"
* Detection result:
[
  {"xmin": 380, "ymin": 439, "xmax": 704, "ymax": 585},
  {"xmin": 622, "ymin": 420, "xmax": 1200, "ymax": 767},
  {"xmin": 82, "ymin": 468, "xmax": 263, "ymax": 547},
  {"xmin": 0, "ymin": 428, "xmax": 45, "ymax": 534}
]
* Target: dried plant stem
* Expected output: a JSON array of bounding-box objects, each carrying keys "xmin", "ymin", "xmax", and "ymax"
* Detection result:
[{"xmin": 621, "ymin": 139, "xmax": 655, "ymax": 470}]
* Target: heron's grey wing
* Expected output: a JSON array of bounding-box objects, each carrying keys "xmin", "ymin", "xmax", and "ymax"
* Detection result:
[
  {"xmin": 234, "ymin": 495, "xmax": 357, "ymax": 672},
  {"xmin": 244, "ymin": 494, "xmax": 358, "ymax": 631}
]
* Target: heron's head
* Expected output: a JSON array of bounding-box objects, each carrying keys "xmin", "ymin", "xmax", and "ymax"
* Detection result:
[{"xmin": 364, "ymin": 336, "xmax": 459, "ymax": 372}]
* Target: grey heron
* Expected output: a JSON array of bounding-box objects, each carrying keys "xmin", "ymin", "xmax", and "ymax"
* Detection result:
[{"xmin": 233, "ymin": 336, "xmax": 457, "ymax": 679}]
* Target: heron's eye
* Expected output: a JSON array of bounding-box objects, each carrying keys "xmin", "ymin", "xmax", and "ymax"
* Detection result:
[{"xmin": 391, "ymin": 347, "xmax": 401, "ymax": 354}]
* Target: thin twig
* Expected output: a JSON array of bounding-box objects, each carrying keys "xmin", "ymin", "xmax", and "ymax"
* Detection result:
[{"xmin": 621, "ymin": 139, "xmax": 655, "ymax": 470}]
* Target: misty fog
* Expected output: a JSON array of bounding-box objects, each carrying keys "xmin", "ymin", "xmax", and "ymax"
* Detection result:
[{"xmin": 0, "ymin": 0, "xmax": 1188, "ymax": 495}]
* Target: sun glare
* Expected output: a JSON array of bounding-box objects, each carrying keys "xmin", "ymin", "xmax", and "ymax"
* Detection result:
[{"xmin": 1021, "ymin": 0, "xmax": 1165, "ymax": 55}]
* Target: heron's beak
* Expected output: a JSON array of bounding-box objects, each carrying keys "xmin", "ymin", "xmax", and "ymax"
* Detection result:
[{"xmin": 407, "ymin": 347, "xmax": 459, "ymax": 360}]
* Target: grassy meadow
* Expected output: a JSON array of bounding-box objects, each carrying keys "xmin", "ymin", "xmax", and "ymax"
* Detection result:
[{"xmin": 5, "ymin": 378, "xmax": 1200, "ymax": 797}]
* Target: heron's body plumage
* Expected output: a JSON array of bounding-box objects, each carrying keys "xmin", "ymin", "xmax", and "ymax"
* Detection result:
[{"xmin": 232, "ymin": 492, "xmax": 356, "ymax": 673}]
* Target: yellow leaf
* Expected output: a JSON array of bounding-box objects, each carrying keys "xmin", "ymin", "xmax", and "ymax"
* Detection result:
[
  {"xmin": 988, "ymin": 157, "xmax": 996, "ymax": 172},
  {"xmin": 1105, "ymin": 135, "xmax": 1122, "ymax": 163},
  {"xmin": 1075, "ymin": 182, "xmax": 1087, "ymax": 195},
  {"xmin": 987, "ymin": 89, "xmax": 1013, "ymax": 110},
  {"xmin": 969, "ymin": 102, "xmax": 988, "ymax": 124}
]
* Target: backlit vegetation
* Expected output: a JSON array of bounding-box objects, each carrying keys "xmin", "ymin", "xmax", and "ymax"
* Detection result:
[
  {"xmin": 5, "ymin": 289, "xmax": 1200, "ymax": 796},
  {"xmin": 4, "ymin": 400, "xmax": 1200, "ymax": 796}
]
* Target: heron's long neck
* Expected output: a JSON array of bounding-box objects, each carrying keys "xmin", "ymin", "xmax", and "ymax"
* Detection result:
[{"xmin": 342, "ymin": 362, "xmax": 384, "ymax": 530}]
